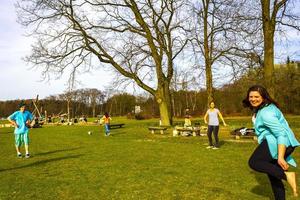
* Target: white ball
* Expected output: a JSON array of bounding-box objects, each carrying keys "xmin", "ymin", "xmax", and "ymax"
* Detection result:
[{"xmin": 88, "ymin": 131, "xmax": 92, "ymax": 135}]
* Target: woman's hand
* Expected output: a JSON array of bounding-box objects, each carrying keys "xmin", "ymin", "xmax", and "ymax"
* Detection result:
[
  {"xmin": 13, "ymin": 122, "xmax": 19, "ymax": 128},
  {"xmin": 278, "ymin": 158, "xmax": 289, "ymax": 170},
  {"xmin": 278, "ymin": 144, "xmax": 288, "ymax": 170}
]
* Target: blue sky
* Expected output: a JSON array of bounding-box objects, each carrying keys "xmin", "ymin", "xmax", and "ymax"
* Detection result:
[
  {"xmin": 0, "ymin": 1, "xmax": 299, "ymax": 101},
  {"xmin": 0, "ymin": 1, "xmax": 111, "ymax": 101}
]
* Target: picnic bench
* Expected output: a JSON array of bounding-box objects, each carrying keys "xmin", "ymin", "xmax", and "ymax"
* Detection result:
[
  {"xmin": 148, "ymin": 126, "xmax": 168, "ymax": 134},
  {"xmin": 173, "ymin": 126, "xmax": 200, "ymax": 136},
  {"xmin": 231, "ymin": 127, "xmax": 257, "ymax": 140},
  {"xmin": 173, "ymin": 126, "xmax": 208, "ymax": 137},
  {"xmin": 234, "ymin": 135, "xmax": 257, "ymax": 140},
  {"xmin": 109, "ymin": 123, "xmax": 125, "ymax": 129}
]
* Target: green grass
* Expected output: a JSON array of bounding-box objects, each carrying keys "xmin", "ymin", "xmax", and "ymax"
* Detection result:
[
  {"xmin": 0, "ymin": 119, "xmax": 8, "ymax": 124},
  {"xmin": 0, "ymin": 117, "xmax": 300, "ymax": 200}
]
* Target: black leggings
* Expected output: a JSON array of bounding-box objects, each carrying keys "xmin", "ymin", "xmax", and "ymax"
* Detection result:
[
  {"xmin": 207, "ymin": 125, "xmax": 219, "ymax": 147},
  {"xmin": 248, "ymin": 140, "xmax": 295, "ymax": 200}
]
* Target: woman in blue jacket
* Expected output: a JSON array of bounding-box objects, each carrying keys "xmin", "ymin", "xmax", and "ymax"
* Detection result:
[{"xmin": 243, "ymin": 85, "xmax": 299, "ymax": 199}]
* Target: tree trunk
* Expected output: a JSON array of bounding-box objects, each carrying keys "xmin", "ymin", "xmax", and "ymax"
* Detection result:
[
  {"xmin": 203, "ymin": 0, "xmax": 214, "ymax": 105},
  {"xmin": 156, "ymin": 85, "xmax": 172, "ymax": 126},
  {"xmin": 205, "ymin": 62, "xmax": 214, "ymax": 104},
  {"xmin": 260, "ymin": 0, "xmax": 286, "ymax": 97},
  {"xmin": 261, "ymin": 7, "xmax": 275, "ymax": 96},
  {"xmin": 263, "ymin": 33, "xmax": 275, "ymax": 96},
  {"xmin": 67, "ymin": 99, "xmax": 70, "ymax": 123},
  {"xmin": 92, "ymin": 105, "xmax": 96, "ymax": 118}
]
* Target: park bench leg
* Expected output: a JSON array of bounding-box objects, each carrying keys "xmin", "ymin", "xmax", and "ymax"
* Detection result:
[
  {"xmin": 151, "ymin": 130, "xmax": 154, "ymax": 134},
  {"xmin": 160, "ymin": 130, "xmax": 164, "ymax": 134}
]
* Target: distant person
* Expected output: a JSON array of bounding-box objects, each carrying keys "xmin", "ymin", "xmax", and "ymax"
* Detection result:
[
  {"xmin": 184, "ymin": 109, "xmax": 192, "ymax": 127},
  {"xmin": 243, "ymin": 85, "xmax": 299, "ymax": 199},
  {"xmin": 60, "ymin": 116, "xmax": 65, "ymax": 123},
  {"xmin": 204, "ymin": 101, "xmax": 227, "ymax": 149},
  {"xmin": 83, "ymin": 115, "xmax": 87, "ymax": 123},
  {"xmin": 101, "ymin": 112, "xmax": 112, "ymax": 136},
  {"xmin": 7, "ymin": 102, "xmax": 33, "ymax": 158},
  {"xmin": 47, "ymin": 116, "xmax": 52, "ymax": 123}
]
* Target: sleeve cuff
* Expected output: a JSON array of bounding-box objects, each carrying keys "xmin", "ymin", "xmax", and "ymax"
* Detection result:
[{"xmin": 277, "ymin": 135, "xmax": 288, "ymax": 146}]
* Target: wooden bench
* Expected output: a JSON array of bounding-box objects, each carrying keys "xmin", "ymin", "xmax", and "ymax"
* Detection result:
[
  {"xmin": 234, "ymin": 135, "xmax": 257, "ymax": 140},
  {"xmin": 174, "ymin": 126, "xmax": 200, "ymax": 136},
  {"xmin": 109, "ymin": 124, "xmax": 125, "ymax": 129},
  {"xmin": 148, "ymin": 126, "xmax": 168, "ymax": 134},
  {"xmin": 173, "ymin": 125, "xmax": 208, "ymax": 137}
]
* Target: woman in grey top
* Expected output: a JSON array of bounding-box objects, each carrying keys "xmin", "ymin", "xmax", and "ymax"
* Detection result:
[{"xmin": 204, "ymin": 101, "xmax": 227, "ymax": 149}]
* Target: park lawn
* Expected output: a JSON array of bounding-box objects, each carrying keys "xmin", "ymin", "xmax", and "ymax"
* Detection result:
[
  {"xmin": 0, "ymin": 119, "xmax": 9, "ymax": 124},
  {"xmin": 0, "ymin": 117, "xmax": 299, "ymax": 200}
]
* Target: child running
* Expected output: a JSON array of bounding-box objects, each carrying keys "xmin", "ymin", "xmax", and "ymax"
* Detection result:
[{"xmin": 101, "ymin": 112, "xmax": 112, "ymax": 136}]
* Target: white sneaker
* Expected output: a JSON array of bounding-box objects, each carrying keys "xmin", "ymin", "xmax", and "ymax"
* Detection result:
[
  {"xmin": 212, "ymin": 146, "xmax": 219, "ymax": 150},
  {"xmin": 206, "ymin": 146, "xmax": 213, "ymax": 149}
]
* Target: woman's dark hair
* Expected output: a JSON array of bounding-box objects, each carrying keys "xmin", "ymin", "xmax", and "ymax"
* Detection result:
[
  {"xmin": 242, "ymin": 85, "xmax": 279, "ymax": 111},
  {"xmin": 104, "ymin": 112, "xmax": 109, "ymax": 118}
]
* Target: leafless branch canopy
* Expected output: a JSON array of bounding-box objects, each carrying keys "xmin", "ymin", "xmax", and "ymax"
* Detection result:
[{"xmin": 16, "ymin": 0, "xmax": 190, "ymax": 94}]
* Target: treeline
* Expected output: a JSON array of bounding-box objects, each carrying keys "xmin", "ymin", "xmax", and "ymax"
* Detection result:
[{"xmin": 1, "ymin": 63, "xmax": 299, "ymax": 118}]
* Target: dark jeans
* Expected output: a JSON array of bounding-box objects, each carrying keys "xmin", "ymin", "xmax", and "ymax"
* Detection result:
[
  {"xmin": 207, "ymin": 125, "xmax": 219, "ymax": 147},
  {"xmin": 104, "ymin": 124, "xmax": 110, "ymax": 135},
  {"xmin": 248, "ymin": 140, "xmax": 295, "ymax": 200}
]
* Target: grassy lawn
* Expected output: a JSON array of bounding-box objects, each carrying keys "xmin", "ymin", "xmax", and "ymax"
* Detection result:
[{"xmin": 0, "ymin": 117, "xmax": 300, "ymax": 200}]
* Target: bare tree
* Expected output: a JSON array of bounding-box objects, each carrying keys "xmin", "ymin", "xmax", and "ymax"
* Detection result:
[
  {"xmin": 190, "ymin": 0, "xmax": 263, "ymax": 104},
  {"xmin": 59, "ymin": 91, "xmax": 75, "ymax": 122},
  {"xmin": 16, "ymin": 0, "xmax": 189, "ymax": 125},
  {"xmin": 259, "ymin": 0, "xmax": 300, "ymax": 96}
]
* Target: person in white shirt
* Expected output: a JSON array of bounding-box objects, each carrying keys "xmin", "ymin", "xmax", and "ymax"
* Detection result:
[{"xmin": 204, "ymin": 101, "xmax": 227, "ymax": 149}]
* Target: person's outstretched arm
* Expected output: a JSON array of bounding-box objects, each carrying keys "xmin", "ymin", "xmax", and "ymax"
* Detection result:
[
  {"xmin": 204, "ymin": 111, "xmax": 208, "ymax": 124},
  {"xmin": 218, "ymin": 111, "xmax": 227, "ymax": 126}
]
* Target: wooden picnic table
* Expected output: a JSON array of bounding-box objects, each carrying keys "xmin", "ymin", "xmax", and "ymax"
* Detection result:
[
  {"xmin": 109, "ymin": 123, "xmax": 125, "ymax": 129},
  {"xmin": 234, "ymin": 134, "xmax": 257, "ymax": 140},
  {"xmin": 148, "ymin": 126, "xmax": 168, "ymax": 134},
  {"xmin": 173, "ymin": 126, "xmax": 207, "ymax": 136}
]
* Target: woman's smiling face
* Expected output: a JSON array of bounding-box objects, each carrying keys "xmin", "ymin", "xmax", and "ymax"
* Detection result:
[{"xmin": 249, "ymin": 91, "xmax": 263, "ymax": 108}]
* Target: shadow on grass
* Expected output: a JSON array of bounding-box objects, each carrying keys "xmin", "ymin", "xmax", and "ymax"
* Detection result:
[
  {"xmin": 218, "ymin": 140, "xmax": 226, "ymax": 147},
  {"xmin": 110, "ymin": 131, "xmax": 127, "ymax": 136},
  {"xmin": 0, "ymin": 154, "xmax": 83, "ymax": 172},
  {"xmin": 34, "ymin": 147, "xmax": 82, "ymax": 156},
  {"xmin": 250, "ymin": 173, "xmax": 273, "ymax": 199},
  {"xmin": 0, "ymin": 130, "xmax": 14, "ymax": 134}
]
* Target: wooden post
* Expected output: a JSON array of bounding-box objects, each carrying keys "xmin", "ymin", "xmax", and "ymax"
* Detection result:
[{"xmin": 44, "ymin": 110, "xmax": 47, "ymax": 124}]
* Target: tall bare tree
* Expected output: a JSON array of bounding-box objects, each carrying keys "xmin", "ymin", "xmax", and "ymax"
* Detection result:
[
  {"xmin": 191, "ymin": 0, "xmax": 257, "ymax": 105},
  {"xmin": 16, "ymin": 0, "xmax": 189, "ymax": 125},
  {"xmin": 260, "ymin": 0, "xmax": 300, "ymax": 96}
]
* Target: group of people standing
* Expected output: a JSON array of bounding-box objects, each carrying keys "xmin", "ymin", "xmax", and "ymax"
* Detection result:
[{"xmin": 6, "ymin": 85, "xmax": 299, "ymax": 199}]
